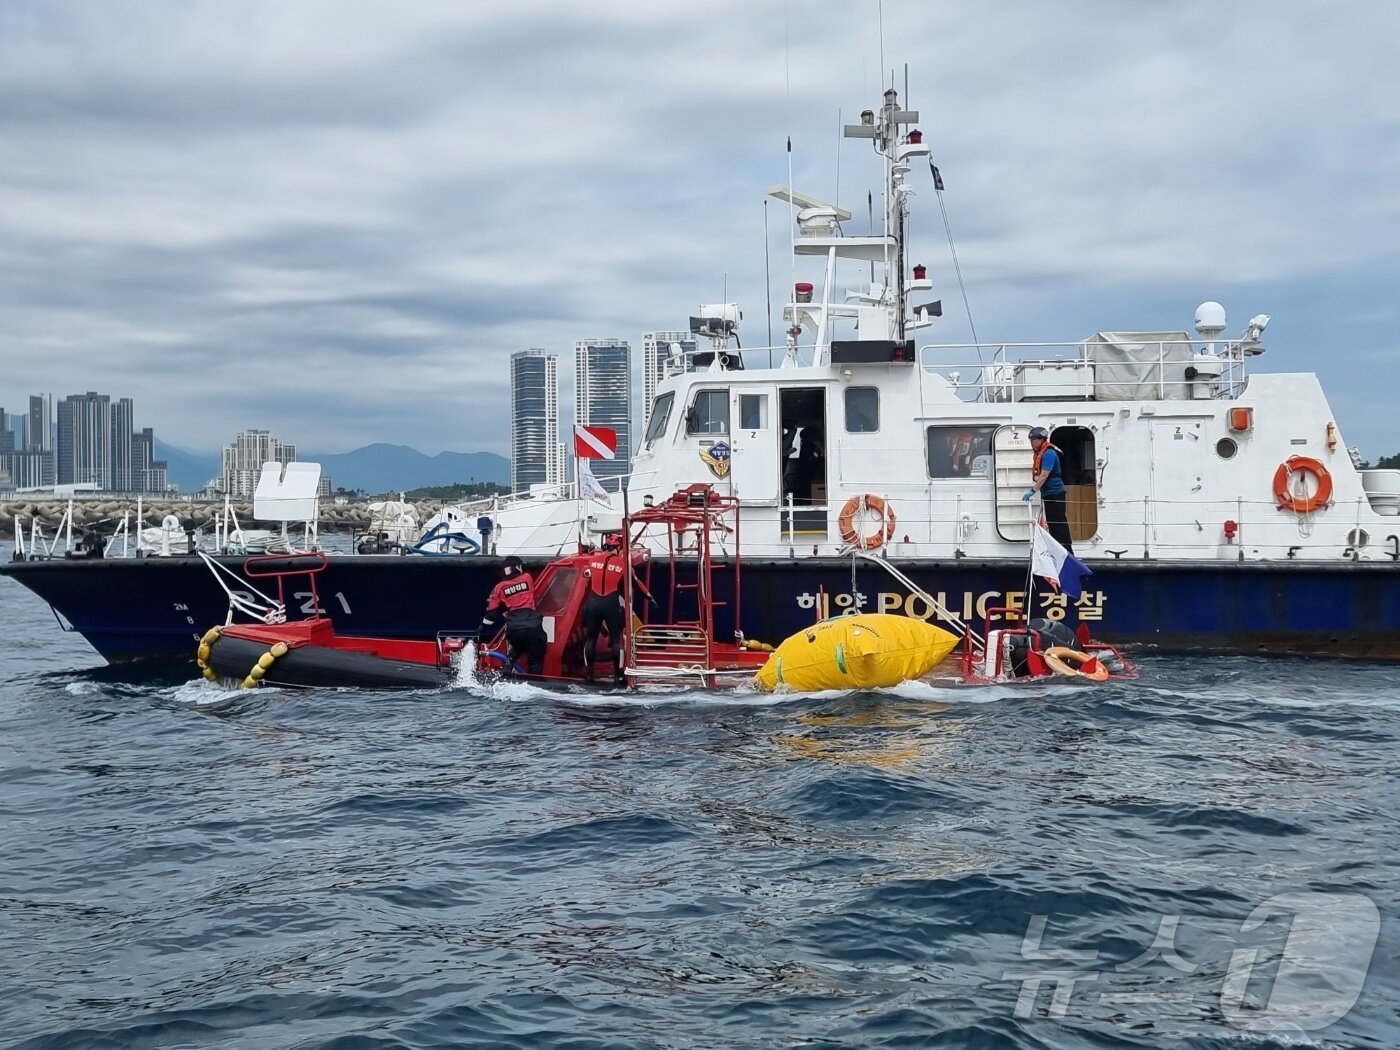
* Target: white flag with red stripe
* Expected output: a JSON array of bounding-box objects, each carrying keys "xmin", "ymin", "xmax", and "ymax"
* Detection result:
[{"xmin": 574, "ymin": 424, "xmax": 617, "ymax": 460}]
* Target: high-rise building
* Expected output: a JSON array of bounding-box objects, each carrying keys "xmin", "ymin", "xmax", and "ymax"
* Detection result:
[
  {"xmin": 0, "ymin": 408, "xmax": 11, "ymax": 488},
  {"xmin": 27, "ymin": 395, "xmax": 51, "ymax": 452},
  {"xmin": 510, "ymin": 350, "xmax": 561, "ymax": 492},
  {"xmin": 641, "ymin": 330, "xmax": 697, "ymax": 429},
  {"xmin": 57, "ymin": 392, "xmax": 112, "ymax": 488},
  {"xmin": 8, "ymin": 451, "xmax": 53, "ymax": 488},
  {"xmin": 575, "ymin": 338, "xmax": 632, "ymax": 490},
  {"xmin": 7, "ymin": 411, "xmax": 26, "ymax": 453},
  {"xmin": 220, "ymin": 429, "xmax": 296, "ymax": 499},
  {"xmin": 10, "ymin": 394, "xmax": 54, "ymax": 488},
  {"xmin": 110, "ymin": 397, "xmax": 134, "ymax": 492},
  {"xmin": 132, "ymin": 427, "xmax": 168, "ymax": 493}
]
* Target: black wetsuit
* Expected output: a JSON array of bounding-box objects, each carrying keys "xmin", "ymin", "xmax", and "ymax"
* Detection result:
[
  {"xmin": 582, "ymin": 550, "xmax": 627, "ymax": 682},
  {"xmin": 481, "ymin": 571, "xmax": 547, "ymax": 674}
]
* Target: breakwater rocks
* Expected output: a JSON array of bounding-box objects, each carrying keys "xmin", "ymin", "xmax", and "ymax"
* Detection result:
[{"xmin": 0, "ymin": 499, "xmax": 469, "ymax": 535}]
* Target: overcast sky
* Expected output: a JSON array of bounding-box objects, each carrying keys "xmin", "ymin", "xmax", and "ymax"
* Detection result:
[{"xmin": 2, "ymin": 0, "xmax": 1399, "ymax": 457}]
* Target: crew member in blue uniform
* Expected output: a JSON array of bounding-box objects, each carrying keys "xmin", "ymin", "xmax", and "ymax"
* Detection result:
[
  {"xmin": 479, "ymin": 556, "xmax": 547, "ymax": 674},
  {"xmin": 1024, "ymin": 426, "xmax": 1073, "ymax": 553}
]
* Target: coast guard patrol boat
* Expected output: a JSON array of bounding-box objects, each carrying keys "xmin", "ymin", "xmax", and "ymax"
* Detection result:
[
  {"xmin": 480, "ymin": 86, "xmax": 1400, "ymax": 657},
  {"xmin": 4, "ymin": 85, "xmax": 1398, "ymax": 662}
]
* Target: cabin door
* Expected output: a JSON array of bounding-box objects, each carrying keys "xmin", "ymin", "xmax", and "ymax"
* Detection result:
[
  {"xmin": 728, "ymin": 386, "xmax": 780, "ymax": 503},
  {"xmin": 992, "ymin": 424, "xmax": 1035, "ymax": 541}
]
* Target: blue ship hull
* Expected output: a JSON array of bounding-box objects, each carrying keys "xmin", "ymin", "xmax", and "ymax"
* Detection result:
[{"xmin": 3, "ymin": 554, "xmax": 1398, "ymax": 664}]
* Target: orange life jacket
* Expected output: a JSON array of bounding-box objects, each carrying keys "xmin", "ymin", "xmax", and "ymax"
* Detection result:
[{"xmin": 1032, "ymin": 442, "xmax": 1063, "ymax": 479}]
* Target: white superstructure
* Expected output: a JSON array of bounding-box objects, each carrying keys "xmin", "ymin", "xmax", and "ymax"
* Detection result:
[{"xmin": 489, "ymin": 87, "xmax": 1400, "ymax": 566}]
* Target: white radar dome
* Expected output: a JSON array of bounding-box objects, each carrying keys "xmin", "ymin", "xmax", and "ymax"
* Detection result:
[{"xmin": 1194, "ymin": 301, "xmax": 1227, "ymax": 337}]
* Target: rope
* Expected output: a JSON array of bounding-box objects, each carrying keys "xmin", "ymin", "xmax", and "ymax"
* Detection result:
[{"xmin": 933, "ymin": 173, "xmax": 983, "ymax": 376}]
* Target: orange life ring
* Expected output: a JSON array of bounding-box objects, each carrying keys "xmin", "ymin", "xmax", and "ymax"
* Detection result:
[
  {"xmin": 1042, "ymin": 646, "xmax": 1110, "ymax": 682},
  {"xmin": 838, "ymin": 494, "xmax": 897, "ymax": 549},
  {"xmin": 1273, "ymin": 456, "xmax": 1333, "ymax": 513}
]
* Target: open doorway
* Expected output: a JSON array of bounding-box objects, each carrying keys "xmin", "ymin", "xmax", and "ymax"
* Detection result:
[
  {"xmin": 778, "ymin": 387, "xmax": 827, "ymax": 536},
  {"xmin": 1049, "ymin": 425, "xmax": 1098, "ymax": 541},
  {"xmin": 779, "ymin": 388, "xmax": 827, "ymax": 505}
]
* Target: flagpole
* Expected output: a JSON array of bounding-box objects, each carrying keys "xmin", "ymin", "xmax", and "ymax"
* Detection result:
[
  {"xmin": 1023, "ymin": 500, "xmax": 1037, "ymax": 625},
  {"xmin": 620, "ymin": 482, "xmax": 632, "ymax": 688}
]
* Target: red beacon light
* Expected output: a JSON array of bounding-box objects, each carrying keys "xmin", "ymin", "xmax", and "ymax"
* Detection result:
[
  {"xmin": 1223, "ymin": 519, "xmax": 1239, "ymax": 540},
  {"xmin": 794, "ymin": 281, "xmax": 814, "ymax": 304},
  {"xmin": 908, "ymin": 129, "xmax": 923, "ymax": 144},
  {"xmin": 912, "ymin": 264, "xmax": 927, "ymax": 281}
]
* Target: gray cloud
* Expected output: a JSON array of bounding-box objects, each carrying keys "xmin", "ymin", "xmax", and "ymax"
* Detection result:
[{"xmin": 2, "ymin": 0, "xmax": 1399, "ymax": 459}]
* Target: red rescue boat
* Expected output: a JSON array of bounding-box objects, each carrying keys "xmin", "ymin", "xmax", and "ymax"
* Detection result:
[{"xmin": 198, "ymin": 486, "xmax": 774, "ymax": 691}]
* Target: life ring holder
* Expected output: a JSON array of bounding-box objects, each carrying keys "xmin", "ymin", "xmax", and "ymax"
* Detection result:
[
  {"xmin": 1042, "ymin": 646, "xmax": 1110, "ymax": 682},
  {"xmin": 1273, "ymin": 456, "xmax": 1333, "ymax": 514},
  {"xmin": 838, "ymin": 494, "xmax": 897, "ymax": 550}
]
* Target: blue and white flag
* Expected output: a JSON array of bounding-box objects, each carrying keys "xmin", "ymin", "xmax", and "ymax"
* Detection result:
[{"xmin": 1032, "ymin": 523, "xmax": 1092, "ymax": 599}]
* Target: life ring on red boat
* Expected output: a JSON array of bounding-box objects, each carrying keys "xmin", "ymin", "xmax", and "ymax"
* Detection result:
[
  {"xmin": 1042, "ymin": 646, "xmax": 1110, "ymax": 682},
  {"xmin": 1273, "ymin": 456, "xmax": 1333, "ymax": 514},
  {"xmin": 838, "ymin": 494, "xmax": 897, "ymax": 549}
]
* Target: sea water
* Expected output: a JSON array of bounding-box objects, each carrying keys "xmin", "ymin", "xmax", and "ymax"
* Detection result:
[{"xmin": 1, "ymin": 553, "xmax": 1396, "ymax": 1049}]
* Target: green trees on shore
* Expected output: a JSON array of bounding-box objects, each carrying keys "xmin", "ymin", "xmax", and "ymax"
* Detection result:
[{"xmin": 403, "ymin": 482, "xmax": 510, "ymax": 500}]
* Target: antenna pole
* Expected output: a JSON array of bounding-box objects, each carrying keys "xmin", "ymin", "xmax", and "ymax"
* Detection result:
[
  {"xmin": 784, "ymin": 0, "xmax": 796, "ymax": 341},
  {"xmin": 868, "ymin": 191, "xmax": 875, "ymax": 283},
  {"xmin": 787, "ymin": 135, "xmax": 796, "ymax": 314},
  {"xmin": 877, "ymin": 0, "xmax": 885, "ymax": 91},
  {"xmin": 764, "ymin": 199, "xmax": 774, "ymax": 356},
  {"xmin": 835, "ymin": 107, "xmax": 841, "ymax": 204}
]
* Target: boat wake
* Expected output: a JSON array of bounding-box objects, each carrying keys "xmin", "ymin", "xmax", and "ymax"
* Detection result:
[{"xmin": 164, "ymin": 677, "xmax": 273, "ymax": 712}]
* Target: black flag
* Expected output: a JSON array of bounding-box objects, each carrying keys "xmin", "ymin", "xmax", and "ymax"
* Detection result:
[{"xmin": 929, "ymin": 159, "xmax": 945, "ymax": 191}]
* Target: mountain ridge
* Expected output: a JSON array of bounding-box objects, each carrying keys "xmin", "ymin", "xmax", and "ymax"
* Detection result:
[{"xmin": 154, "ymin": 440, "xmax": 510, "ymax": 493}]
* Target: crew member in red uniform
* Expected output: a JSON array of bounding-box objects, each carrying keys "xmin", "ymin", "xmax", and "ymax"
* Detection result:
[
  {"xmin": 581, "ymin": 536, "xmax": 649, "ymax": 684},
  {"xmin": 479, "ymin": 556, "xmax": 547, "ymax": 674}
]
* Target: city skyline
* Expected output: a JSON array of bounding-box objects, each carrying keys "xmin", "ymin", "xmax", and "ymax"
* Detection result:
[{"xmin": 1, "ymin": 389, "xmax": 169, "ymax": 494}]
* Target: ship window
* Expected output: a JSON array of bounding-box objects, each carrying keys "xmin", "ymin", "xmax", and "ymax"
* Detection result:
[
  {"xmin": 644, "ymin": 392, "xmax": 674, "ymax": 445},
  {"xmin": 739, "ymin": 393, "xmax": 768, "ymax": 429},
  {"xmin": 535, "ymin": 567, "xmax": 578, "ymax": 617},
  {"xmin": 926, "ymin": 425, "xmax": 996, "ymax": 478},
  {"xmin": 686, "ymin": 389, "xmax": 729, "ymax": 435},
  {"xmin": 845, "ymin": 387, "xmax": 879, "ymax": 432},
  {"xmin": 1215, "ymin": 437, "xmax": 1238, "ymax": 459}
]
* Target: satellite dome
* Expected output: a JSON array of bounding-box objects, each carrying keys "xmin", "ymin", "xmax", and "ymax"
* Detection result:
[{"xmin": 1194, "ymin": 301, "xmax": 1227, "ymax": 337}]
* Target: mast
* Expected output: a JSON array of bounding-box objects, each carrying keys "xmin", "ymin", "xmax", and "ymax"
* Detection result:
[{"xmin": 843, "ymin": 88, "xmax": 923, "ymax": 342}]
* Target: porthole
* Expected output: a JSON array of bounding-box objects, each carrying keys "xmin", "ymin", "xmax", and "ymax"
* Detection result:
[
  {"xmin": 1347, "ymin": 528, "xmax": 1370, "ymax": 548},
  {"xmin": 1215, "ymin": 437, "xmax": 1238, "ymax": 459}
]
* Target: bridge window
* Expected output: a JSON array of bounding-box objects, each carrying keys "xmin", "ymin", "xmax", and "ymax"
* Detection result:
[
  {"xmin": 926, "ymin": 425, "xmax": 996, "ymax": 478},
  {"xmin": 686, "ymin": 389, "xmax": 729, "ymax": 435},
  {"xmin": 644, "ymin": 392, "xmax": 674, "ymax": 445},
  {"xmin": 845, "ymin": 387, "xmax": 879, "ymax": 432}
]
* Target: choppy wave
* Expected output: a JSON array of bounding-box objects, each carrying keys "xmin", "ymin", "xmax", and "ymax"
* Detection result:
[{"xmin": 1, "ymin": 579, "xmax": 1396, "ymax": 1049}]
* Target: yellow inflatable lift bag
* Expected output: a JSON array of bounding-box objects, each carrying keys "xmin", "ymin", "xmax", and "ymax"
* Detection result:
[{"xmin": 755, "ymin": 613, "xmax": 960, "ymax": 692}]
